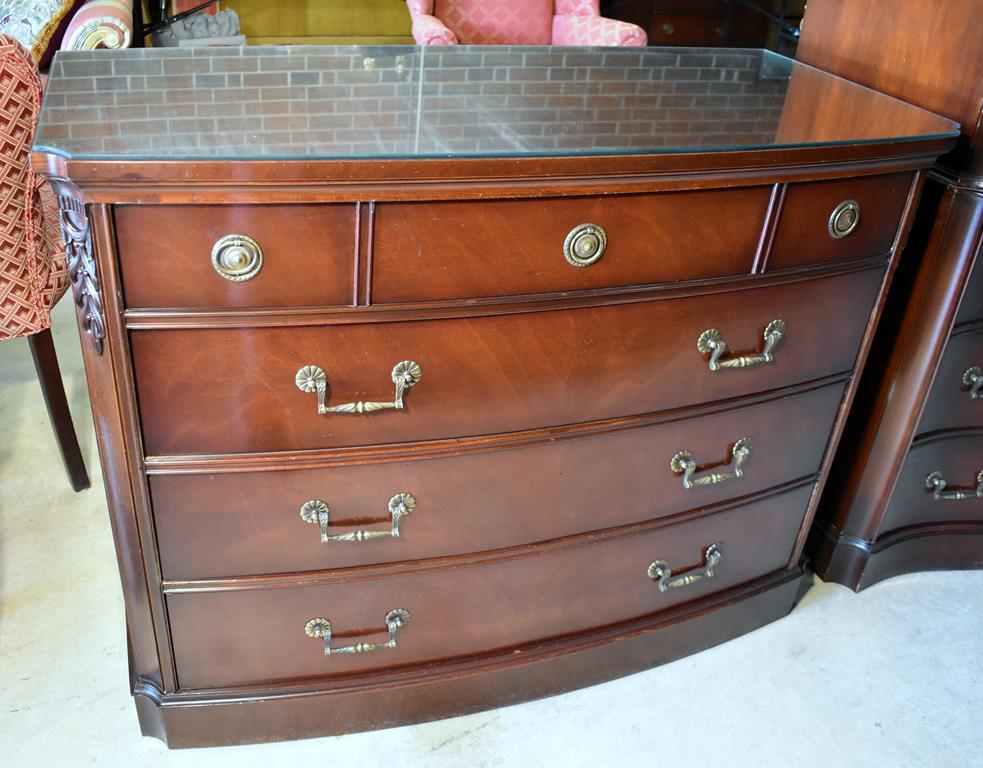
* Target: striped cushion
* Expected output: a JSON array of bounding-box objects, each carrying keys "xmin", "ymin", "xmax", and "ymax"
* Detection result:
[{"xmin": 62, "ymin": 0, "xmax": 132, "ymax": 51}]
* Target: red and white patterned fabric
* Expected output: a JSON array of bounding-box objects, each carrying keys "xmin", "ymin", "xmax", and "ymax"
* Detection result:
[
  {"xmin": 62, "ymin": 0, "xmax": 132, "ymax": 51},
  {"xmin": 407, "ymin": 0, "xmax": 646, "ymax": 46},
  {"xmin": 0, "ymin": 36, "xmax": 68, "ymax": 341}
]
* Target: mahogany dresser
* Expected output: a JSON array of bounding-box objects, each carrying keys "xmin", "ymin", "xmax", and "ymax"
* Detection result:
[
  {"xmin": 799, "ymin": 0, "xmax": 983, "ymax": 589},
  {"xmin": 33, "ymin": 45, "xmax": 956, "ymax": 747}
]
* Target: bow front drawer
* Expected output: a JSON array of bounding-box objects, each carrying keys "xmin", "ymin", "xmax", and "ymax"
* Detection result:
[
  {"xmin": 883, "ymin": 432, "xmax": 983, "ymax": 533},
  {"xmin": 165, "ymin": 483, "xmax": 811, "ymax": 690},
  {"xmin": 115, "ymin": 204, "xmax": 357, "ymax": 309},
  {"xmin": 370, "ymin": 188, "xmax": 771, "ymax": 302},
  {"xmin": 131, "ymin": 268, "xmax": 882, "ymax": 456},
  {"xmin": 150, "ymin": 381, "xmax": 844, "ymax": 579}
]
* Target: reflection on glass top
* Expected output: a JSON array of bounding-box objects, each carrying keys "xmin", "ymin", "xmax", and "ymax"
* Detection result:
[{"xmin": 34, "ymin": 45, "xmax": 959, "ymax": 161}]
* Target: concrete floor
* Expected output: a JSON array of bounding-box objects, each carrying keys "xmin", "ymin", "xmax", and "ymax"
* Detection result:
[{"xmin": 1, "ymin": 296, "xmax": 981, "ymax": 767}]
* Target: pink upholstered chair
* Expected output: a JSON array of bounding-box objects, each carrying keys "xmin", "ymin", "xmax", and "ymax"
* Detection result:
[{"xmin": 406, "ymin": 0, "xmax": 647, "ymax": 46}]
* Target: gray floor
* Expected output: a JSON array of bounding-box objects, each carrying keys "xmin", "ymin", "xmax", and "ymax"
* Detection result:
[{"xmin": 2, "ymin": 296, "xmax": 981, "ymax": 768}]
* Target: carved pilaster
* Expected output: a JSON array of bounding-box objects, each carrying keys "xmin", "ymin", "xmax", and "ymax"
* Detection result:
[{"xmin": 52, "ymin": 183, "xmax": 104, "ymax": 354}]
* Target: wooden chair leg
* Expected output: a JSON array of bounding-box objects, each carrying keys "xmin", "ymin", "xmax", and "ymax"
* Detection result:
[{"xmin": 28, "ymin": 328, "xmax": 90, "ymax": 492}]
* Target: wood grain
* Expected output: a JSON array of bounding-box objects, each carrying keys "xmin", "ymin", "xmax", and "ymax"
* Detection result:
[
  {"xmin": 130, "ymin": 268, "xmax": 883, "ymax": 456},
  {"xmin": 165, "ymin": 483, "xmax": 811, "ymax": 689}
]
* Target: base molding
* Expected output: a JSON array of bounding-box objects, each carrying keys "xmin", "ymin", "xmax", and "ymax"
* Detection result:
[
  {"xmin": 809, "ymin": 520, "xmax": 983, "ymax": 590},
  {"xmin": 135, "ymin": 565, "xmax": 808, "ymax": 748}
]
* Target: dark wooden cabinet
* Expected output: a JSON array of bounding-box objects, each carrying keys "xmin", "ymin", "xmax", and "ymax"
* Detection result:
[
  {"xmin": 800, "ymin": 0, "xmax": 983, "ymax": 589},
  {"xmin": 33, "ymin": 46, "xmax": 955, "ymax": 747}
]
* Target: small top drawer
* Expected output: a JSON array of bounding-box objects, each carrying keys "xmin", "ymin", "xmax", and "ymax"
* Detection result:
[
  {"xmin": 115, "ymin": 204, "xmax": 356, "ymax": 309},
  {"xmin": 370, "ymin": 188, "xmax": 772, "ymax": 303},
  {"xmin": 769, "ymin": 172, "xmax": 913, "ymax": 269}
]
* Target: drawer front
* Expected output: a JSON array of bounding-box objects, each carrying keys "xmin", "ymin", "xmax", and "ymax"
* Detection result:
[
  {"xmin": 151, "ymin": 381, "xmax": 844, "ymax": 579},
  {"xmin": 166, "ymin": 483, "xmax": 811, "ymax": 689},
  {"xmin": 648, "ymin": 14, "xmax": 728, "ymax": 46},
  {"xmin": 115, "ymin": 205, "xmax": 356, "ymax": 309},
  {"xmin": 132, "ymin": 268, "xmax": 882, "ymax": 456},
  {"xmin": 917, "ymin": 328, "xmax": 983, "ymax": 436},
  {"xmin": 769, "ymin": 173, "xmax": 912, "ymax": 269},
  {"xmin": 371, "ymin": 188, "xmax": 770, "ymax": 303},
  {"xmin": 882, "ymin": 433, "xmax": 983, "ymax": 534},
  {"xmin": 955, "ymin": 257, "xmax": 983, "ymax": 325}
]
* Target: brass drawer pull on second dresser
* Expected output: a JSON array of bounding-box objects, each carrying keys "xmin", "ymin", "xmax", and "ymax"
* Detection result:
[
  {"xmin": 670, "ymin": 438, "xmax": 753, "ymax": 489},
  {"xmin": 963, "ymin": 367, "xmax": 982, "ymax": 399},
  {"xmin": 697, "ymin": 320, "xmax": 786, "ymax": 371},
  {"xmin": 300, "ymin": 493, "xmax": 416, "ymax": 543},
  {"xmin": 295, "ymin": 361, "xmax": 422, "ymax": 415},
  {"xmin": 647, "ymin": 543, "xmax": 723, "ymax": 592},
  {"xmin": 925, "ymin": 469, "xmax": 983, "ymax": 501},
  {"xmin": 304, "ymin": 609, "xmax": 411, "ymax": 656}
]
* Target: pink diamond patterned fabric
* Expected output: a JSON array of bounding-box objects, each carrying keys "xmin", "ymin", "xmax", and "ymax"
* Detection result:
[
  {"xmin": 433, "ymin": 0, "xmax": 554, "ymax": 45},
  {"xmin": 407, "ymin": 0, "xmax": 646, "ymax": 46},
  {"xmin": 0, "ymin": 35, "xmax": 69, "ymax": 341},
  {"xmin": 552, "ymin": 13, "xmax": 647, "ymax": 45}
]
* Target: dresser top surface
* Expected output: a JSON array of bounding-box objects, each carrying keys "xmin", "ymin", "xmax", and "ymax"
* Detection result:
[{"xmin": 34, "ymin": 45, "xmax": 958, "ymax": 163}]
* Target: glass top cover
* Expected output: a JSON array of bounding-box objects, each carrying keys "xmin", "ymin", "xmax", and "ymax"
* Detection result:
[{"xmin": 34, "ymin": 45, "xmax": 959, "ymax": 161}]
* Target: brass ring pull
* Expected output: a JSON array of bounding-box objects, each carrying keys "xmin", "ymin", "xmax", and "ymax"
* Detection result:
[
  {"xmin": 563, "ymin": 222, "xmax": 607, "ymax": 267},
  {"xmin": 925, "ymin": 469, "xmax": 983, "ymax": 501},
  {"xmin": 300, "ymin": 493, "xmax": 415, "ymax": 543},
  {"xmin": 670, "ymin": 438, "xmax": 752, "ymax": 489},
  {"xmin": 963, "ymin": 367, "xmax": 982, "ymax": 399},
  {"xmin": 697, "ymin": 319, "xmax": 786, "ymax": 371},
  {"xmin": 295, "ymin": 361, "xmax": 422, "ymax": 415},
  {"xmin": 211, "ymin": 234, "xmax": 263, "ymax": 281},
  {"xmin": 305, "ymin": 609, "xmax": 410, "ymax": 656},
  {"xmin": 828, "ymin": 200, "xmax": 861, "ymax": 239},
  {"xmin": 648, "ymin": 543, "xmax": 723, "ymax": 592}
]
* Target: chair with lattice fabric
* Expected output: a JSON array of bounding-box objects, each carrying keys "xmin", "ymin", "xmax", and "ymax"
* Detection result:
[
  {"xmin": 406, "ymin": 0, "xmax": 647, "ymax": 46},
  {"xmin": 0, "ymin": 35, "xmax": 89, "ymax": 491}
]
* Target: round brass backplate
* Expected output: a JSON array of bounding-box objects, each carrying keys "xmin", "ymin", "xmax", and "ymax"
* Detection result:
[
  {"xmin": 211, "ymin": 233, "xmax": 264, "ymax": 281},
  {"xmin": 828, "ymin": 200, "xmax": 860, "ymax": 239},
  {"xmin": 563, "ymin": 223, "xmax": 607, "ymax": 267}
]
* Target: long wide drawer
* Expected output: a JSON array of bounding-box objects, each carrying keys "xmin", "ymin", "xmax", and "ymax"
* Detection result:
[
  {"xmin": 131, "ymin": 268, "xmax": 883, "ymax": 456},
  {"xmin": 151, "ymin": 381, "xmax": 844, "ymax": 579},
  {"xmin": 916, "ymin": 327, "xmax": 983, "ymax": 436},
  {"xmin": 166, "ymin": 482, "xmax": 812, "ymax": 690},
  {"xmin": 882, "ymin": 431, "xmax": 983, "ymax": 534}
]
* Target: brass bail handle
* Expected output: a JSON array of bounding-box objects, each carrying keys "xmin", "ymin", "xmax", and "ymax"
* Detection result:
[
  {"xmin": 648, "ymin": 543, "xmax": 723, "ymax": 592},
  {"xmin": 295, "ymin": 361, "xmax": 422, "ymax": 415},
  {"xmin": 300, "ymin": 493, "xmax": 416, "ymax": 543},
  {"xmin": 925, "ymin": 469, "xmax": 983, "ymax": 501},
  {"xmin": 305, "ymin": 609, "xmax": 411, "ymax": 656},
  {"xmin": 697, "ymin": 319, "xmax": 786, "ymax": 371},
  {"xmin": 670, "ymin": 438, "xmax": 752, "ymax": 490}
]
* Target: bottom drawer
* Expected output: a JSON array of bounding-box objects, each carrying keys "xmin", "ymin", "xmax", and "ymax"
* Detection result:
[
  {"xmin": 882, "ymin": 432, "xmax": 983, "ymax": 534},
  {"xmin": 167, "ymin": 482, "xmax": 812, "ymax": 690}
]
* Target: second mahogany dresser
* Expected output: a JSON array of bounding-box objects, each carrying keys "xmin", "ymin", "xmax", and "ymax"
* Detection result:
[
  {"xmin": 33, "ymin": 45, "xmax": 957, "ymax": 747},
  {"xmin": 800, "ymin": 0, "xmax": 983, "ymax": 589}
]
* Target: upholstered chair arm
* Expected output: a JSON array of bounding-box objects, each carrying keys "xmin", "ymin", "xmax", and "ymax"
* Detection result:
[
  {"xmin": 411, "ymin": 14, "xmax": 459, "ymax": 46},
  {"xmin": 62, "ymin": 0, "xmax": 134, "ymax": 51},
  {"xmin": 552, "ymin": 14, "xmax": 647, "ymax": 46}
]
